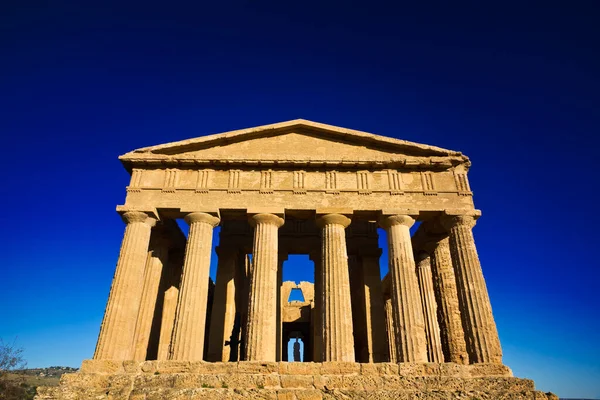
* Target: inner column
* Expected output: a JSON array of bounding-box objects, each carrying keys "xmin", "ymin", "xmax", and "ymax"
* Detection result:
[{"xmin": 317, "ymin": 213, "xmax": 355, "ymax": 362}]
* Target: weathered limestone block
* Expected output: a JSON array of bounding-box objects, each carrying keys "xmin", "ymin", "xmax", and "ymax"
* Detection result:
[
  {"xmin": 379, "ymin": 214, "xmax": 428, "ymax": 362},
  {"xmin": 317, "ymin": 214, "xmax": 355, "ymax": 362},
  {"xmin": 443, "ymin": 215, "xmax": 502, "ymax": 364},
  {"xmin": 245, "ymin": 213, "xmax": 285, "ymax": 361},
  {"xmin": 320, "ymin": 361, "xmax": 361, "ymax": 375},
  {"xmin": 170, "ymin": 212, "xmax": 220, "ymax": 361},
  {"xmin": 94, "ymin": 211, "xmax": 156, "ymax": 360},
  {"xmin": 284, "ymin": 362, "xmax": 321, "ymax": 375},
  {"xmin": 280, "ymin": 375, "xmax": 315, "ymax": 388},
  {"xmin": 36, "ymin": 361, "xmax": 558, "ymax": 400},
  {"xmin": 415, "ymin": 251, "xmax": 443, "ymax": 363},
  {"xmin": 430, "ymin": 237, "xmax": 469, "ymax": 364}
]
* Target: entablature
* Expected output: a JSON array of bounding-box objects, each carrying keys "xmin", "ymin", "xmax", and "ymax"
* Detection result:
[{"xmin": 126, "ymin": 167, "xmax": 473, "ymax": 197}]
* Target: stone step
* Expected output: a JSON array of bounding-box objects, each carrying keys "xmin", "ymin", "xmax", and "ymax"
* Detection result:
[
  {"xmin": 36, "ymin": 386, "xmax": 558, "ymax": 400},
  {"xmin": 56, "ymin": 372, "xmax": 536, "ymax": 392},
  {"xmin": 35, "ymin": 362, "xmax": 558, "ymax": 400}
]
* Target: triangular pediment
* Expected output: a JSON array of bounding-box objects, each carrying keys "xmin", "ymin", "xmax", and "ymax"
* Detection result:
[{"xmin": 120, "ymin": 119, "xmax": 469, "ymax": 170}]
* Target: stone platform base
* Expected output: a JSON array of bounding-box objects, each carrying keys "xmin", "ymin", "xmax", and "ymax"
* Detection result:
[{"xmin": 36, "ymin": 360, "xmax": 557, "ymax": 400}]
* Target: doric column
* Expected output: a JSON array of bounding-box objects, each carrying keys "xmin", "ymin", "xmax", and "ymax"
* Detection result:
[
  {"xmin": 317, "ymin": 213, "xmax": 355, "ymax": 362},
  {"xmin": 415, "ymin": 251, "xmax": 444, "ymax": 362},
  {"xmin": 443, "ymin": 215, "xmax": 502, "ymax": 364},
  {"xmin": 430, "ymin": 236, "xmax": 468, "ymax": 364},
  {"xmin": 157, "ymin": 286, "xmax": 178, "ymax": 360},
  {"xmin": 245, "ymin": 213, "xmax": 285, "ymax": 361},
  {"xmin": 207, "ymin": 246, "xmax": 238, "ymax": 362},
  {"xmin": 94, "ymin": 211, "xmax": 156, "ymax": 360},
  {"xmin": 361, "ymin": 253, "xmax": 389, "ymax": 362},
  {"xmin": 384, "ymin": 298, "xmax": 397, "ymax": 363},
  {"xmin": 132, "ymin": 234, "xmax": 170, "ymax": 360},
  {"xmin": 170, "ymin": 212, "xmax": 220, "ymax": 361},
  {"xmin": 379, "ymin": 214, "xmax": 428, "ymax": 362}
]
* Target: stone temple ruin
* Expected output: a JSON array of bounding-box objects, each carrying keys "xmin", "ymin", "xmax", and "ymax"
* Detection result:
[{"xmin": 37, "ymin": 120, "xmax": 556, "ymax": 399}]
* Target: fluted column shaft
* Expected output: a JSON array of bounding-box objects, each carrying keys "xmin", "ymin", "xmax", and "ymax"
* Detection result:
[
  {"xmin": 379, "ymin": 215, "xmax": 428, "ymax": 362},
  {"xmin": 415, "ymin": 251, "xmax": 444, "ymax": 362},
  {"xmin": 317, "ymin": 214, "xmax": 355, "ymax": 362},
  {"xmin": 431, "ymin": 237, "xmax": 469, "ymax": 364},
  {"xmin": 444, "ymin": 215, "xmax": 502, "ymax": 364},
  {"xmin": 207, "ymin": 247, "xmax": 237, "ymax": 362},
  {"xmin": 245, "ymin": 213, "xmax": 284, "ymax": 361},
  {"xmin": 170, "ymin": 212, "xmax": 220, "ymax": 361},
  {"xmin": 384, "ymin": 298, "xmax": 397, "ymax": 363},
  {"xmin": 94, "ymin": 211, "xmax": 156, "ymax": 360},
  {"xmin": 132, "ymin": 236, "xmax": 170, "ymax": 360}
]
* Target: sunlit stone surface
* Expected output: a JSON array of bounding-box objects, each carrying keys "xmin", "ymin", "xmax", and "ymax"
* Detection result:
[{"xmin": 38, "ymin": 120, "xmax": 555, "ymax": 399}]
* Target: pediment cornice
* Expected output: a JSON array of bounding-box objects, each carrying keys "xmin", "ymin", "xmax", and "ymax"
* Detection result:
[{"xmin": 119, "ymin": 119, "xmax": 470, "ymax": 171}]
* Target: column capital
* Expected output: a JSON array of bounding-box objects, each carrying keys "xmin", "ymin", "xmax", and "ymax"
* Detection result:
[
  {"xmin": 378, "ymin": 214, "xmax": 414, "ymax": 229},
  {"xmin": 184, "ymin": 212, "xmax": 220, "ymax": 227},
  {"xmin": 316, "ymin": 213, "xmax": 351, "ymax": 228},
  {"xmin": 121, "ymin": 211, "xmax": 157, "ymax": 227},
  {"xmin": 249, "ymin": 213, "xmax": 285, "ymax": 228},
  {"xmin": 441, "ymin": 214, "xmax": 477, "ymax": 230}
]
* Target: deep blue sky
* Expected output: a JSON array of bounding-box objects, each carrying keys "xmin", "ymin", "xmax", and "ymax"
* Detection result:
[{"xmin": 1, "ymin": 1, "xmax": 599, "ymax": 398}]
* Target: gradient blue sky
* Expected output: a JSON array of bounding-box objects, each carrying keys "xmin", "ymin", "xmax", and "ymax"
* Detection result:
[{"xmin": 1, "ymin": 1, "xmax": 599, "ymax": 398}]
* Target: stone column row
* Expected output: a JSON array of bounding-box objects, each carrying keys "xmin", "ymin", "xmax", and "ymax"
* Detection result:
[
  {"xmin": 379, "ymin": 212, "xmax": 501, "ymax": 365},
  {"xmin": 94, "ymin": 210, "xmax": 220, "ymax": 361},
  {"xmin": 95, "ymin": 208, "xmax": 501, "ymax": 366}
]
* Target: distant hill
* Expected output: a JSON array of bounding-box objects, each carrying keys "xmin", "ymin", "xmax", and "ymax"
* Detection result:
[
  {"xmin": 2, "ymin": 367, "xmax": 78, "ymax": 399},
  {"xmin": 13, "ymin": 366, "xmax": 78, "ymax": 379}
]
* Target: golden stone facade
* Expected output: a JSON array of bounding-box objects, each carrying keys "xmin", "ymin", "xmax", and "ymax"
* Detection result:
[{"xmin": 38, "ymin": 120, "xmax": 555, "ymax": 399}]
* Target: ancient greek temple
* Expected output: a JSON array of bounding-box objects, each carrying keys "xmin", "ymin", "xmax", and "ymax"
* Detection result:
[
  {"xmin": 93, "ymin": 118, "xmax": 499, "ymax": 365},
  {"xmin": 38, "ymin": 120, "xmax": 555, "ymax": 399}
]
